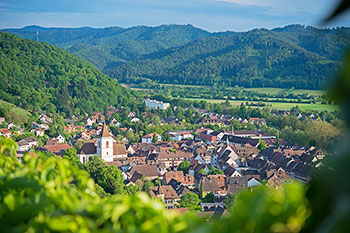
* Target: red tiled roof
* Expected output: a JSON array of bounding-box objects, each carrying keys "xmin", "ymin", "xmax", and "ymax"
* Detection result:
[
  {"xmin": 0, "ymin": 128, "xmax": 11, "ymax": 134},
  {"xmin": 44, "ymin": 144, "xmax": 71, "ymax": 154}
]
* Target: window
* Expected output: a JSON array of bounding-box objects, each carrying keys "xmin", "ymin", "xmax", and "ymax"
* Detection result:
[
  {"xmin": 83, "ymin": 157, "xmax": 85, "ymax": 163},
  {"xmin": 106, "ymin": 141, "xmax": 109, "ymax": 148}
]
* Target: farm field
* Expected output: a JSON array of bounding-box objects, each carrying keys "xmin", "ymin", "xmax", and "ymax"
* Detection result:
[
  {"xmin": 244, "ymin": 87, "xmax": 325, "ymax": 96},
  {"xmin": 183, "ymin": 98, "xmax": 338, "ymax": 111},
  {"xmin": 122, "ymin": 83, "xmax": 334, "ymax": 111}
]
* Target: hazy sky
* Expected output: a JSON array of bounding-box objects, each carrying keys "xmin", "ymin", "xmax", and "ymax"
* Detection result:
[{"xmin": 0, "ymin": 0, "xmax": 349, "ymax": 31}]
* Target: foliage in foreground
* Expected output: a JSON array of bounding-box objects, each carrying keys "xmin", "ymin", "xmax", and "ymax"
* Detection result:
[
  {"xmin": 0, "ymin": 137, "xmax": 201, "ymax": 233},
  {"xmin": 0, "ymin": 136, "xmax": 313, "ymax": 233}
]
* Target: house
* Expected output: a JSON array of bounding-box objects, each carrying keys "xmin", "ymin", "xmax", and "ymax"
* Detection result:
[
  {"xmin": 31, "ymin": 128, "xmax": 45, "ymax": 137},
  {"xmin": 113, "ymin": 143, "xmax": 128, "ymax": 159},
  {"xmin": 230, "ymin": 144, "xmax": 259, "ymax": 157},
  {"xmin": 142, "ymin": 133, "xmax": 162, "ymax": 144},
  {"xmin": 129, "ymin": 165, "xmax": 159, "ymax": 180},
  {"xmin": 196, "ymin": 134, "xmax": 218, "ymax": 145},
  {"xmin": 249, "ymin": 118, "xmax": 266, "ymax": 125},
  {"xmin": 200, "ymin": 175, "xmax": 227, "ymax": 197},
  {"xmin": 233, "ymin": 130, "xmax": 276, "ymax": 140},
  {"xmin": 0, "ymin": 128, "xmax": 12, "ymax": 138},
  {"xmin": 56, "ymin": 134, "xmax": 65, "ymax": 144},
  {"xmin": 39, "ymin": 114, "xmax": 53, "ymax": 124},
  {"xmin": 247, "ymin": 178, "xmax": 262, "ymax": 188},
  {"xmin": 22, "ymin": 137, "xmax": 39, "ymax": 148},
  {"xmin": 226, "ymin": 176, "xmax": 248, "ymax": 194},
  {"xmin": 0, "ymin": 117, "xmax": 5, "ymax": 124},
  {"xmin": 7, "ymin": 122, "xmax": 20, "ymax": 130},
  {"xmin": 42, "ymin": 144, "xmax": 71, "ymax": 155},
  {"xmin": 110, "ymin": 118, "xmax": 120, "ymax": 127},
  {"xmin": 86, "ymin": 118, "xmax": 95, "ymax": 127},
  {"xmin": 221, "ymin": 135, "xmax": 259, "ymax": 147},
  {"xmin": 210, "ymin": 131, "xmax": 225, "ymax": 140},
  {"xmin": 150, "ymin": 185, "xmax": 180, "ymax": 209},
  {"xmin": 33, "ymin": 122, "xmax": 49, "ymax": 130},
  {"xmin": 266, "ymin": 168, "xmax": 291, "ymax": 189},
  {"xmin": 144, "ymin": 99, "xmax": 170, "ymax": 110},
  {"xmin": 17, "ymin": 141, "xmax": 31, "ymax": 151},
  {"xmin": 157, "ymin": 151, "xmax": 192, "ymax": 169},
  {"xmin": 130, "ymin": 117, "xmax": 140, "ymax": 122},
  {"xmin": 163, "ymin": 171, "xmax": 185, "ymax": 185},
  {"xmin": 32, "ymin": 122, "xmax": 41, "ymax": 129},
  {"xmin": 168, "ymin": 131, "xmax": 194, "ymax": 141}
]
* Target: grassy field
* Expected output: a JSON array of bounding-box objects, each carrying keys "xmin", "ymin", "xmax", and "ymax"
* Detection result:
[
  {"xmin": 122, "ymin": 83, "xmax": 326, "ymax": 96},
  {"xmin": 0, "ymin": 100, "xmax": 31, "ymax": 117},
  {"xmin": 183, "ymin": 98, "xmax": 338, "ymax": 111},
  {"xmin": 122, "ymin": 83, "xmax": 333, "ymax": 111},
  {"xmin": 244, "ymin": 88, "xmax": 325, "ymax": 96}
]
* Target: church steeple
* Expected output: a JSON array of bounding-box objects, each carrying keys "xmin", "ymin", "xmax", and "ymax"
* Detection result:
[
  {"xmin": 97, "ymin": 122, "xmax": 114, "ymax": 162},
  {"xmin": 100, "ymin": 123, "xmax": 111, "ymax": 138}
]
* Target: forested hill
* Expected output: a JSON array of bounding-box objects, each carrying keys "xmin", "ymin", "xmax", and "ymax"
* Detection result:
[
  {"xmin": 105, "ymin": 25, "xmax": 350, "ymax": 89},
  {"xmin": 2, "ymin": 24, "xmax": 211, "ymax": 69},
  {"xmin": 0, "ymin": 32, "xmax": 133, "ymax": 117},
  {"xmin": 3, "ymin": 24, "xmax": 350, "ymax": 89}
]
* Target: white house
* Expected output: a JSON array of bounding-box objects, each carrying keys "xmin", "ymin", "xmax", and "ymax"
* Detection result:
[
  {"xmin": 130, "ymin": 117, "xmax": 140, "ymax": 123},
  {"xmin": 168, "ymin": 131, "xmax": 194, "ymax": 141},
  {"xmin": 144, "ymin": 99, "xmax": 170, "ymax": 110},
  {"xmin": 39, "ymin": 114, "xmax": 53, "ymax": 124},
  {"xmin": 248, "ymin": 178, "xmax": 262, "ymax": 188},
  {"xmin": 142, "ymin": 133, "xmax": 161, "ymax": 144},
  {"xmin": 17, "ymin": 137, "xmax": 39, "ymax": 151},
  {"xmin": 86, "ymin": 118, "xmax": 94, "ymax": 127},
  {"xmin": 31, "ymin": 128, "xmax": 45, "ymax": 137},
  {"xmin": 0, "ymin": 128, "xmax": 12, "ymax": 138},
  {"xmin": 17, "ymin": 141, "xmax": 31, "ymax": 151},
  {"xmin": 110, "ymin": 118, "xmax": 121, "ymax": 127},
  {"xmin": 56, "ymin": 134, "xmax": 65, "ymax": 144}
]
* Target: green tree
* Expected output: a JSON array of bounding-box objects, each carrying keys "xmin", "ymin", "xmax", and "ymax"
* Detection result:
[
  {"xmin": 141, "ymin": 175, "xmax": 154, "ymax": 196},
  {"xmin": 62, "ymin": 147, "xmax": 85, "ymax": 170},
  {"xmin": 152, "ymin": 133, "xmax": 158, "ymax": 143},
  {"xmin": 125, "ymin": 184, "xmax": 141, "ymax": 195},
  {"xmin": 209, "ymin": 166, "xmax": 224, "ymax": 175},
  {"xmin": 202, "ymin": 192, "xmax": 214, "ymax": 203},
  {"xmin": 223, "ymin": 193, "xmax": 235, "ymax": 212},
  {"xmin": 177, "ymin": 161, "xmax": 191, "ymax": 174},
  {"xmin": 98, "ymin": 165, "xmax": 125, "ymax": 195},
  {"xmin": 257, "ymin": 139, "xmax": 267, "ymax": 152},
  {"xmin": 162, "ymin": 132, "xmax": 171, "ymax": 142},
  {"xmin": 179, "ymin": 193, "xmax": 201, "ymax": 212},
  {"xmin": 196, "ymin": 168, "xmax": 207, "ymax": 176}
]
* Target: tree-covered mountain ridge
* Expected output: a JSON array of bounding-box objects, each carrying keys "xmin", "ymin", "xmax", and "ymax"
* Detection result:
[
  {"xmin": 0, "ymin": 32, "xmax": 134, "ymax": 117},
  {"xmin": 3, "ymin": 24, "xmax": 350, "ymax": 89}
]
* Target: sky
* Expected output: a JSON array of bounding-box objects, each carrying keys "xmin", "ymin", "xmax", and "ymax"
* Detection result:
[{"xmin": 0, "ymin": 0, "xmax": 349, "ymax": 32}]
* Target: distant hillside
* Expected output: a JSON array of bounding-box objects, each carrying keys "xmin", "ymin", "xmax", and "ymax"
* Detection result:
[
  {"xmin": 3, "ymin": 24, "xmax": 211, "ymax": 69},
  {"xmin": 4, "ymin": 24, "xmax": 350, "ymax": 89},
  {"xmin": 0, "ymin": 32, "xmax": 133, "ymax": 117}
]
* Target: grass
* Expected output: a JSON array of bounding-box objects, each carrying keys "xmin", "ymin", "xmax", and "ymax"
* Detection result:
[
  {"xmin": 122, "ymin": 83, "xmax": 333, "ymax": 111},
  {"xmin": 183, "ymin": 98, "xmax": 338, "ymax": 111},
  {"xmin": 0, "ymin": 100, "xmax": 31, "ymax": 117},
  {"xmin": 244, "ymin": 87, "xmax": 325, "ymax": 96}
]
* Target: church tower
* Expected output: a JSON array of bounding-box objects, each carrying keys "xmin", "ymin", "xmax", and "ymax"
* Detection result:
[{"xmin": 97, "ymin": 123, "xmax": 114, "ymax": 162}]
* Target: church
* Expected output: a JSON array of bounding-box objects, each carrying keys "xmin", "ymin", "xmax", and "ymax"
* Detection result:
[{"xmin": 78, "ymin": 123, "xmax": 127, "ymax": 163}]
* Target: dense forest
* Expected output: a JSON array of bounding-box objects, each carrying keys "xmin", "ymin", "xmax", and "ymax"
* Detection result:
[
  {"xmin": 3, "ymin": 24, "xmax": 350, "ymax": 89},
  {"xmin": 0, "ymin": 32, "xmax": 134, "ymax": 117}
]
